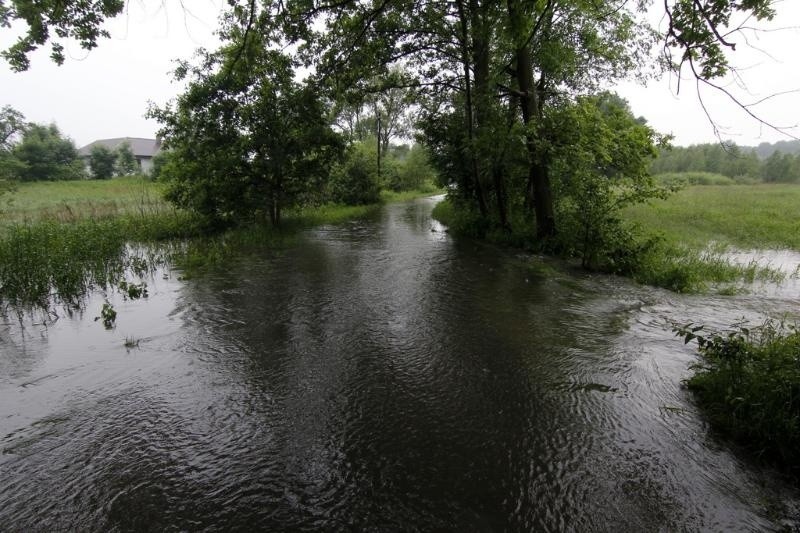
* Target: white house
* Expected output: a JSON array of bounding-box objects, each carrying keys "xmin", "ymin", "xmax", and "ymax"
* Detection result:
[{"xmin": 78, "ymin": 137, "xmax": 161, "ymax": 175}]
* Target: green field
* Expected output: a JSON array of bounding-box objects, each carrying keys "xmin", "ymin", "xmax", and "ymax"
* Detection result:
[
  {"xmin": 0, "ymin": 177, "xmax": 169, "ymax": 225},
  {"xmin": 624, "ymin": 184, "xmax": 800, "ymax": 251}
]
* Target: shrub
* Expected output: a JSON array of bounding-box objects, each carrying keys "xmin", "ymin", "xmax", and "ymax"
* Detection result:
[
  {"xmin": 654, "ymin": 172, "xmax": 735, "ymax": 187},
  {"xmin": 329, "ymin": 142, "xmax": 381, "ymax": 205},
  {"xmin": 676, "ymin": 320, "xmax": 800, "ymax": 476}
]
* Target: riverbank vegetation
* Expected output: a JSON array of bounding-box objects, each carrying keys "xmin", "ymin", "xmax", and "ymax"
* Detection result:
[
  {"xmin": 432, "ymin": 191, "xmax": 787, "ymax": 294},
  {"xmin": 0, "ymin": 176, "xmax": 437, "ymax": 310},
  {"xmin": 676, "ymin": 321, "xmax": 800, "ymax": 478}
]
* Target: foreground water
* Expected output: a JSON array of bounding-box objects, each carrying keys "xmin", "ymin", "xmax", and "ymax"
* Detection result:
[{"xmin": 1, "ymin": 197, "xmax": 799, "ymax": 531}]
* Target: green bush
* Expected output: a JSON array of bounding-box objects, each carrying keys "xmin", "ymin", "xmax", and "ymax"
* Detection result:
[
  {"xmin": 677, "ymin": 321, "xmax": 800, "ymax": 475},
  {"xmin": 330, "ymin": 142, "xmax": 381, "ymax": 205},
  {"xmin": 387, "ymin": 144, "xmax": 437, "ymax": 192},
  {"xmin": 654, "ymin": 172, "xmax": 735, "ymax": 187}
]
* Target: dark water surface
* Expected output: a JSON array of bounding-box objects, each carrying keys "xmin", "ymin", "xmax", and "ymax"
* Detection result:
[{"xmin": 2, "ymin": 197, "xmax": 799, "ymax": 531}]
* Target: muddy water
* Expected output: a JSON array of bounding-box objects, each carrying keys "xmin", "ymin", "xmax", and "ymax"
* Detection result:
[{"xmin": 1, "ymin": 197, "xmax": 798, "ymax": 531}]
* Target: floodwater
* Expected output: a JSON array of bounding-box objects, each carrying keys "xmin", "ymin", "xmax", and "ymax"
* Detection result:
[{"xmin": 1, "ymin": 197, "xmax": 799, "ymax": 531}]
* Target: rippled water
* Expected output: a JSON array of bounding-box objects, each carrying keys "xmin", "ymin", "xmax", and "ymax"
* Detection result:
[{"xmin": 1, "ymin": 197, "xmax": 799, "ymax": 531}]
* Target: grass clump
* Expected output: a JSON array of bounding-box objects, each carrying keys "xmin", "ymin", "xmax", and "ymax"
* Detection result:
[
  {"xmin": 630, "ymin": 241, "xmax": 784, "ymax": 293},
  {"xmin": 676, "ymin": 320, "xmax": 800, "ymax": 477}
]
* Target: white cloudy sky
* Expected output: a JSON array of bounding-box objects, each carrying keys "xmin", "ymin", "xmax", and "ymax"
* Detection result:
[{"xmin": 1, "ymin": 1, "xmax": 798, "ymax": 148}]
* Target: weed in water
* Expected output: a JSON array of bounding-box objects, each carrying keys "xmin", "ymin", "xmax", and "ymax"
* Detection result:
[
  {"xmin": 118, "ymin": 280, "xmax": 148, "ymax": 300},
  {"xmin": 95, "ymin": 302, "xmax": 117, "ymax": 329},
  {"xmin": 124, "ymin": 336, "xmax": 140, "ymax": 349},
  {"xmin": 675, "ymin": 319, "xmax": 800, "ymax": 478}
]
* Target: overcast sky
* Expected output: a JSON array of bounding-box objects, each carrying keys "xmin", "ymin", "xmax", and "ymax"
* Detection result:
[{"xmin": 1, "ymin": 1, "xmax": 798, "ymax": 148}]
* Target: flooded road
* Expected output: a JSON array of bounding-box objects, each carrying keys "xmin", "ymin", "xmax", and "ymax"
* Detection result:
[{"xmin": 1, "ymin": 197, "xmax": 798, "ymax": 530}]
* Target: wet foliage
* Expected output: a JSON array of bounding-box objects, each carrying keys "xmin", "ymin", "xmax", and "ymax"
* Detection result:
[{"xmin": 677, "ymin": 320, "xmax": 800, "ymax": 477}]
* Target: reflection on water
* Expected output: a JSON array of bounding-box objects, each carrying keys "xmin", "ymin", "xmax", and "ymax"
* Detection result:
[{"xmin": 1, "ymin": 196, "xmax": 798, "ymax": 530}]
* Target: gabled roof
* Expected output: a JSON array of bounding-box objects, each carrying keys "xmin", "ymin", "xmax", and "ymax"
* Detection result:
[{"xmin": 78, "ymin": 137, "xmax": 160, "ymax": 158}]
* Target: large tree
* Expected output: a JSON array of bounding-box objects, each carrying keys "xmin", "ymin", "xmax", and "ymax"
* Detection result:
[{"xmin": 149, "ymin": 16, "xmax": 342, "ymax": 227}]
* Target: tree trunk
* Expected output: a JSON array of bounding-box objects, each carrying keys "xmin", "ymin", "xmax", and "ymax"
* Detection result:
[
  {"xmin": 456, "ymin": 0, "xmax": 488, "ymax": 218},
  {"xmin": 507, "ymin": 0, "xmax": 556, "ymax": 239}
]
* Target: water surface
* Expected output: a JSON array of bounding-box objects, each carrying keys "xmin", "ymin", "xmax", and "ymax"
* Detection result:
[{"xmin": 1, "ymin": 197, "xmax": 798, "ymax": 530}]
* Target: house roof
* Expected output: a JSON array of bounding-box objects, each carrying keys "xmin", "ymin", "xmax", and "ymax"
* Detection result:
[{"xmin": 78, "ymin": 137, "xmax": 160, "ymax": 158}]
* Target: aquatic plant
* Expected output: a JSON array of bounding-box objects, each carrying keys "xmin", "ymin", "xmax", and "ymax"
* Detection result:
[
  {"xmin": 96, "ymin": 301, "xmax": 117, "ymax": 329},
  {"xmin": 676, "ymin": 320, "xmax": 800, "ymax": 477}
]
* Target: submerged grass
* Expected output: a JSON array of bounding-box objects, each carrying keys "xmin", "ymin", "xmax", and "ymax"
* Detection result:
[
  {"xmin": 677, "ymin": 321, "xmax": 800, "ymax": 478},
  {"xmin": 0, "ymin": 179, "xmax": 441, "ymax": 309}
]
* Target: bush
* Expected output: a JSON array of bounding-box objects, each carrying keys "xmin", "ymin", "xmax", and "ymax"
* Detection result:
[
  {"xmin": 654, "ymin": 172, "xmax": 735, "ymax": 187},
  {"xmin": 329, "ymin": 142, "xmax": 381, "ymax": 205},
  {"xmin": 677, "ymin": 321, "xmax": 800, "ymax": 476},
  {"xmin": 89, "ymin": 145, "xmax": 116, "ymax": 179}
]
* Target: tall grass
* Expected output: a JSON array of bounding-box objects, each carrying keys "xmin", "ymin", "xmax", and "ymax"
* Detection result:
[
  {"xmin": 0, "ymin": 211, "xmax": 205, "ymax": 309},
  {"xmin": 677, "ymin": 321, "xmax": 800, "ymax": 477},
  {"xmin": 624, "ymin": 184, "xmax": 800, "ymax": 250},
  {"xmin": 0, "ymin": 176, "xmax": 168, "ymax": 228}
]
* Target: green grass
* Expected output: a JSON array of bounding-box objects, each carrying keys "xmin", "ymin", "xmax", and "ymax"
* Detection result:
[
  {"xmin": 0, "ymin": 176, "xmax": 169, "ymax": 227},
  {"xmin": 0, "ymin": 179, "xmax": 438, "ymax": 308},
  {"xmin": 678, "ymin": 321, "xmax": 800, "ymax": 477},
  {"xmin": 624, "ymin": 184, "xmax": 800, "ymax": 250},
  {"xmin": 380, "ymin": 183, "xmax": 445, "ymax": 203}
]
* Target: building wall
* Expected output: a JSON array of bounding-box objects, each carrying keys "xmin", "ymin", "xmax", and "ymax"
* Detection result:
[{"xmin": 139, "ymin": 157, "xmax": 154, "ymax": 175}]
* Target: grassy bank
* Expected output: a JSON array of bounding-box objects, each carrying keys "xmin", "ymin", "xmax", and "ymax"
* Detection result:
[
  {"xmin": 0, "ymin": 180, "xmax": 440, "ymax": 309},
  {"xmin": 677, "ymin": 321, "xmax": 800, "ymax": 477},
  {"xmin": 432, "ymin": 195, "xmax": 784, "ymax": 293}
]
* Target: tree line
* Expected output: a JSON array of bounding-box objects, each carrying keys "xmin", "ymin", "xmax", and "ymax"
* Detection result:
[
  {"xmin": 652, "ymin": 142, "xmax": 800, "ymax": 183},
  {"xmin": 0, "ymin": 106, "xmax": 139, "ymax": 181}
]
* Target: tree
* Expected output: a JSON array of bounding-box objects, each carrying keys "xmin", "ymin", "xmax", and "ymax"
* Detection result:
[
  {"xmin": 149, "ymin": 20, "xmax": 343, "ymax": 227},
  {"xmin": 0, "ymin": 105, "xmax": 27, "ymax": 181},
  {"xmin": 1, "ymin": 0, "xmax": 125, "ymax": 71},
  {"xmin": 0, "ymin": 105, "xmax": 27, "ymax": 151},
  {"xmin": 549, "ymin": 93, "xmax": 670, "ymax": 269},
  {"xmin": 762, "ymin": 151, "xmax": 795, "ymax": 183},
  {"xmin": 10, "ymin": 123, "xmax": 84, "ymax": 181},
  {"xmin": 89, "ymin": 144, "xmax": 116, "ymax": 179},
  {"xmin": 116, "ymin": 142, "xmax": 138, "ymax": 175}
]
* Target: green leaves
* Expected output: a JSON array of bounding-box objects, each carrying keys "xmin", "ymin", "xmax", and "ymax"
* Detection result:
[
  {"xmin": 665, "ymin": 0, "xmax": 775, "ymax": 79},
  {"xmin": 1, "ymin": 0, "xmax": 125, "ymax": 71}
]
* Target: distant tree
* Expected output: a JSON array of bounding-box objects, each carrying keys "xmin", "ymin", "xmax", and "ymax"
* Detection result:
[
  {"xmin": 0, "ymin": 106, "xmax": 28, "ymax": 181},
  {"xmin": 762, "ymin": 151, "xmax": 795, "ymax": 183},
  {"xmin": 115, "ymin": 142, "xmax": 138, "ymax": 175},
  {"xmin": 0, "ymin": 105, "xmax": 27, "ymax": 151},
  {"xmin": 11, "ymin": 123, "xmax": 84, "ymax": 181},
  {"xmin": 89, "ymin": 145, "xmax": 116, "ymax": 179}
]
